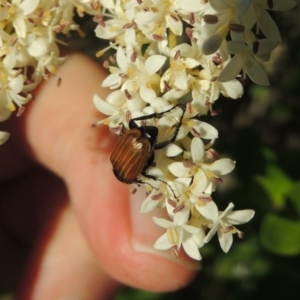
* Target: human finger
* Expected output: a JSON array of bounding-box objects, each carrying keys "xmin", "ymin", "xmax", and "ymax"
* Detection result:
[{"xmin": 8, "ymin": 53, "xmax": 199, "ymax": 292}]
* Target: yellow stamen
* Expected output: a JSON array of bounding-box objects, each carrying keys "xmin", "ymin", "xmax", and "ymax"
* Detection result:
[
  {"xmin": 168, "ymin": 30, "xmax": 177, "ymax": 50},
  {"xmin": 167, "ymin": 227, "xmax": 179, "ymax": 245}
]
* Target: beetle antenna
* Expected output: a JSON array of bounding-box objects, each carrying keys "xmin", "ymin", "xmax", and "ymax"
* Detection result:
[
  {"xmin": 156, "ymin": 178, "xmax": 179, "ymax": 201},
  {"xmin": 139, "ymin": 174, "xmax": 179, "ymax": 200},
  {"xmin": 161, "ymin": 179, "xmax": 179, "ymax": 200}
]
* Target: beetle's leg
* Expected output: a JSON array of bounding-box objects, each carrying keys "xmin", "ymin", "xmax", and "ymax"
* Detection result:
[
  {"xmin": 140, "ymin": 172, "xmax": 158, "ymax": 181},
  {"xmin": 119, "ymin": 123, "xmax": 127, "ymax": 135},
  {"xmin": 154, "ymin": 104, "xmax": 186, "ymax": 150},
  {"xmin": 142, "ymin": 152, "xmax": 155, "ymax": 172},
  {"xmin": 130, "ymin": 104, "xmax": 185, "ymax": 123},
  {"xmin": 128, "ymin": 119, "xmax": 139, "ymax": 130},
  {"xmin": 134, "ymin": 177, "xmax": 159, "ymax": 191}
]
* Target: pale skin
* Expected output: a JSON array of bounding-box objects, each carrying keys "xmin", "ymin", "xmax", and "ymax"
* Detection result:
[{"xmin": 0, "ymin": 53, "xmax": 199, "ymax": 299}]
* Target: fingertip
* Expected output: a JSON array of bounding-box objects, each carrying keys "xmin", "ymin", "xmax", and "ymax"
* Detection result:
[
  {"xmin": 17, "ymin": 51, "xmax": 199, "ymax": 292},
  {"xmin": 68, "ymin": 165, "xmax": 198, "ymax": 292}
]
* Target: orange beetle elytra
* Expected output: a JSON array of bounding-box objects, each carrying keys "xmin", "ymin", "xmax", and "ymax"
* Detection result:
[{"xmin": 110, "ymin": 104, "xmax": 186, "ymax": 185}]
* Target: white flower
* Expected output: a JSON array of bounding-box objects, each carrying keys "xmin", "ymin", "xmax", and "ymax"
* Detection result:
[
  {"xmin": 199, "ymin": 60, "xmax": 243, "ymax": 101},
  {"xmin": 11, "ymin": 0, "xmax": 40, "ymax": 38},
  {"xmin": 209, "ymin": 0, "xmax": 251, "ymax": 15},
  {"xmin": 121, "ymin": 53, "xmax": 167, "ymax": 103},
  {"xmin": 0, "ymin": 58, "xmax": 32, "ymax": 112},
  {"xmin": 93, "ymin": 90, "xmax": 145, "ymax": 128},
  {"xmin": 153, "ymin": 216, "xmax": 205, "ymax": 260},
  {"xmin": 247, "ymin": 0, "xmax": 297, "ymax": 41},
  {"xmin": 101, "ymin": 47, "xmax": 132, "ymax": 89},
  {"xmin": 197, "ymin": 201, "xmax": 255, "ymax": 252},
  {"xmin": 94, "ymin": 3, "xmax": 137, "ymax": 45},
  {"xmin": 160, "ymin": 44, "xmax": 199, "ymax": 93},
  {"xmin": 0, "ymin": 29, "xmax": 32, "ymax": 68},
  {"xmin": 133, "ymin": 0, "xmax": 184, "ymax": 41},
  {"xmin": 169, "ymin": 138, "xmax": 235, "ymax": 193},
  {"xmin": 164, "ymin": 178, "xmax": 193, "ymax": 226},
  {"xmin": 27, "ymin": 37, "xmax": 50, "ymax": 58},
  {"xmin": 200, "ymin": 0, "xmax": 252, "ymax": 55},
  {"xmin": 33, "ymin": 50, "xmax": 65, "ymax": 82},
  {"xmin": 1, "ymin": 0, "xmax": 292, "ymax": 260},
  {"xmin": 218, "ymin": 39, "xmax": 278, "ymax": 86},
  {"xmin": 140, "ymin": 167, "xmax": 169, "ymax": 213}
]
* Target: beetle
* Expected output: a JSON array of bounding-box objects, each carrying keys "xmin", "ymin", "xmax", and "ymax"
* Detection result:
[{"xmin": 110, "ymin": 104, "xmax": 186, "ymax": 185}]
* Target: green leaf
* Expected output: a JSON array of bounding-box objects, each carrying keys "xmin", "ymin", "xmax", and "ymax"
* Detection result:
[
  {"xmin": 260, "ymin": 213, "xmax": 300, "ymax": 255},
  {"xmin": 255, "ymin": 165, "xmax": 293, "ymax": 209},
  {"xmin": 288, "ymin": 182, "xmax": 300, "ymax": 217},
  {"xmin": 260, "ymin": 147, "xmax": 277, "ymax": 162},
  {"xmin": 213, "ymin": 237, "xmax": 270, "ymax": 279}
]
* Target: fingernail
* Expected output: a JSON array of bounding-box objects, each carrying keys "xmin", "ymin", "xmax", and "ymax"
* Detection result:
[{"xmin": 130, "ymin": 186, "xmax": 200, "ymax": 270}]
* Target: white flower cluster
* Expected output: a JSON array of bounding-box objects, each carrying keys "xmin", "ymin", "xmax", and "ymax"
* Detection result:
[
  {"xmin": 0, "ymin": 0, "xmax": 296, "ymax": 260},
  {"xmin": 93, "ymin": 0, "xmax": 296, "ymax": 260},
  {"xmin": 0, "ymin": 0, "xmax": 103, "ymax": 143}
]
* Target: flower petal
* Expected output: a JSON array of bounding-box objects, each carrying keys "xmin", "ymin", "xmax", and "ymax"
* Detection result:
[
  {"xmin": 8, "ymin": 74, "xmax": 24, "ymax": 94},
  {"xmin": 226, "ymin": 209, "xmax": 255, "ymax": 225},
  {"xmin": 93, "ymin": 94, "xmax": 115, "ymax": 115},
  {"xmin": 192, "ymin": 120, "xmax": 218, "ymax": 140},
  {"xmin": 218, "ymin": 230, "xmax": 233, "ymax": 253},
  {"xmin": 218, "ymin": 79, "xmax": 243, "ymax": 99},
  {"xmin": 191, "ymin": 137, "xmax": 205, "ymax": 163},
  {"xmin": 153, "ymin": 233, "xmax": 173, "ymax": 250},
  {"xmin": 19, "ymin": 0, "xmax": 39, "ymax": 15},
  {"xmin": 140, "ymin": 83, "xmax": 156, "ymax": 102},
  {"xmin": 153, "ymin": 217, "xmax": 174, "ymax": 228},
  {"xmin": 168, "ymin": 162, "xmax": 191, "ymax": 177},
  {"xmin": 164, "ymin": 143, "xmax": 183, "ymax": 157},
  {"xmin": 28, "ymin": 37, "xmax": 49, "ymax": 58},
  {"xmin": 145, "ymin": 55, "xmax": 167, "ymax": 75},
  {"xmin": 202, "ymin": 158, "xmax": 235, "ymax": 175},
  {"xmin": 245, "ymin": 58, "xmax": 269, "ymax": 86},
  {"xmin": 182, "ymin": 237, "xmax": 201, "ymax": 260},
  {"xmin": 189, "ymin": 171, "xmax": 209, "ymax": 196},
  {"xmin": 236, "ymin": 0, "xmax": 252, "ymax": 16},
  {"xmin": 197, "ymin": 200, "xmax": 218, "ymax": 221},
  {"xmin": 209, "ymin": 0, "xmax": 228, "ymax": 11},
  {"xmin": 218, "ymin": 54, "xmax": 243, "ymax": 82},
  {"xmin": 202, "ymin": 34, "xmax": 223, "ymax": 55},
  {"xmin": 173, "ymin": 205, "xmax": 190, "ymax": 226},
  {"xmin": 140, "ymin": 192, "xmax": 161, "ymax": 213},
  {"xmin": 102, "ymin": 73, "xmax": 122, "ymax": 89},
  {"xmin": 166, "ymin": 13, "xmax": 183, "ymax": 36},
  {"xmin": 256, "ymin": 39, "xmax": 278, "ymax": 56},
  {"xmin": 227, "ymin": 41, "xmax": 247, "ymax": 54},
  {"xmin": 116, "ymin": 46, "xmax": 128, "ymax": 71},
  {"xmin": 204, "ymin": 223, "xmax": 218, "ymax": 243}
]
